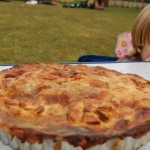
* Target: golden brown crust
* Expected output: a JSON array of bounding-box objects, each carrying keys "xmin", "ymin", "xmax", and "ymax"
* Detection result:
[{"xmin": 0, "ymin": 63, "xmax": 150, "ymax": 149}]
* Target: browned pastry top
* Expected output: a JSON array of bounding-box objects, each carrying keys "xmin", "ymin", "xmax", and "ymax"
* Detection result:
[{"xmin": 0, "ymin": 63, "xmax": 150, "ymax": 149}]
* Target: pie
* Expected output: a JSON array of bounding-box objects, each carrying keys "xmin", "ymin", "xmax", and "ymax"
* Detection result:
[{"xmin": 0, "ymin": 63, "xmax": 150, "ymax": 150}]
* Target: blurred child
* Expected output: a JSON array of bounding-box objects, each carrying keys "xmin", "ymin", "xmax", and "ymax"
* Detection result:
[{"xmin": 117, "ymin": 4, "xmax": 150, "ymax": 62}]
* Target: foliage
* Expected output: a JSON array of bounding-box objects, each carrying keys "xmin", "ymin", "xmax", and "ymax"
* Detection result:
[{"xmin": 0, "ymin": 1, "xmax": 140, "ymax": 64}]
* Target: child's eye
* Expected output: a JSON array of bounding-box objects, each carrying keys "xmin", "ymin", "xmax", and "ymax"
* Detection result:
[{"xmin": 136, "ymin": 46, "xmax": 143, "ymax": 50}]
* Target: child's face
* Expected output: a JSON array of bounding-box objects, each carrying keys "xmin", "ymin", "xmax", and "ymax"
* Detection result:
[{"xmin": 141, "ymin": 42, "xmax": 150, "ymax": 61}]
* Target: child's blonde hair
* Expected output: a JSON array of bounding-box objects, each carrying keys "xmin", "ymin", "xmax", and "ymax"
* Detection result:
[{"xmin": 132, "ymin": 4, "xmax": 150, "ymax": 54}]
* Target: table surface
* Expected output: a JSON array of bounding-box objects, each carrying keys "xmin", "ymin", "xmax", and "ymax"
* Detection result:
[{"xmin": 70, "ymin": 62, "xmax": 150, "ymax": 80}]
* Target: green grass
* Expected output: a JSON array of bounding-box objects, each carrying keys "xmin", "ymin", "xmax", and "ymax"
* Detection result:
[{"xmin": 0, "ymin": 1, "xmax": 140, "ymax": 64}]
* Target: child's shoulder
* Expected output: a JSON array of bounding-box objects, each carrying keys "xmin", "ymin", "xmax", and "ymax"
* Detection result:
[{"xmin": 117, "ymin": 55, "xmax": 142, "ymax": 62}]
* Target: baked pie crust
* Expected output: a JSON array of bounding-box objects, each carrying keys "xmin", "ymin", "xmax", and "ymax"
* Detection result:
[{"xmin": 0, "ymin": 63, "xmax": 150, "ymax": 150}]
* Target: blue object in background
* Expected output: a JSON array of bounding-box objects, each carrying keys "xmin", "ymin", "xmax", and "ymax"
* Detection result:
[{"xmin": 78, "ymin": 55, "xmax": 118, "ymax": 62}]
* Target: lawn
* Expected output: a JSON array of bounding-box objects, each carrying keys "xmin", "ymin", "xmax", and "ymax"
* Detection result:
[{"xmin": 0, "ymin": 1, "xmax": 140, "ymax": 64}]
